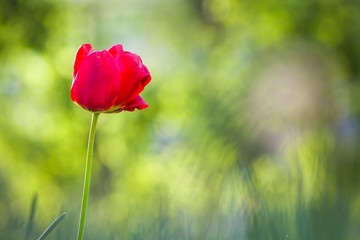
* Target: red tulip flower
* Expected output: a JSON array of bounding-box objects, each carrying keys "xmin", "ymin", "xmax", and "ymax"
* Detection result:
[
  {"xmin": 71, "ymin": 44, "xmax": 151, "ymax": 113},
  {"xmin": 72, "ymin": 44, "xmax": 151, "ymax": 240}
]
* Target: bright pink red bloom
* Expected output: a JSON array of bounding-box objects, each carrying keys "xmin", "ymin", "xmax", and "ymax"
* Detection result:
[{"xmin": 71, "ymin": 44, "xmax": 151, "ymax": 113}]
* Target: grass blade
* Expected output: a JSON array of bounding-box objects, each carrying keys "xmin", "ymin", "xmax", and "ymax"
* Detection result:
[
  {"xmin": 25, "ymin": 193, "xmax": 38, "ymax": 240},
  {"xmin": 37, "ymin": 212, "xmax": 66, "ymax": 240}
]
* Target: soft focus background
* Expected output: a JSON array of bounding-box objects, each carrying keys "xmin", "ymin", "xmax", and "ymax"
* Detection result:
[{"xmin": 1, "ymin": 0, "xmax": 360, "ymax": 239}]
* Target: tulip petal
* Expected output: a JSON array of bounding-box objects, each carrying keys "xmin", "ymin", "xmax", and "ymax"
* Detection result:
[
  {"xmin": 108, "ymin": 44, "xmax": 124, "ymax": 59},
  {"xmin": 73, "ymin": 44, "xmax": 94, "ymax": 77},
  {"xmin": 113, "ymin": 52, "xmax": 151, "ymax": 107},
  {"xmin": 124, "ymin": 63, "xmax": 151, "ymax": 105},
  {"xmin": 124, "ymin": 95, "xmax": 148, "ymax": 112},
  {"xmin": 71, "ymin": 50, "xmax": 122, "ymax": 112}
]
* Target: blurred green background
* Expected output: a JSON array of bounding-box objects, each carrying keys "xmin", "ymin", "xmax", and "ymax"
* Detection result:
[{"xmin": 1, "ymin": 0, "xmax": 360, "ymax": 239}]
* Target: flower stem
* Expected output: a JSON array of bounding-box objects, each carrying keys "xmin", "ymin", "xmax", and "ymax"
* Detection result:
[{"xmin": 77, "ymin": 112, "xmax": 100, "ymax": 240}]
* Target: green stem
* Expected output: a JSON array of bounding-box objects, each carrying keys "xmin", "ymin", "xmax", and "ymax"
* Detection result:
[{"xmin": 77, "ymin": 112, "xmax": 100, "ymax": 240}]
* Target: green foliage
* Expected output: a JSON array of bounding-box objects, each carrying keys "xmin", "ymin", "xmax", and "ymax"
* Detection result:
[{"xmin": 0, "ymin": 0, "xmax": 360, "ymax": 239}]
